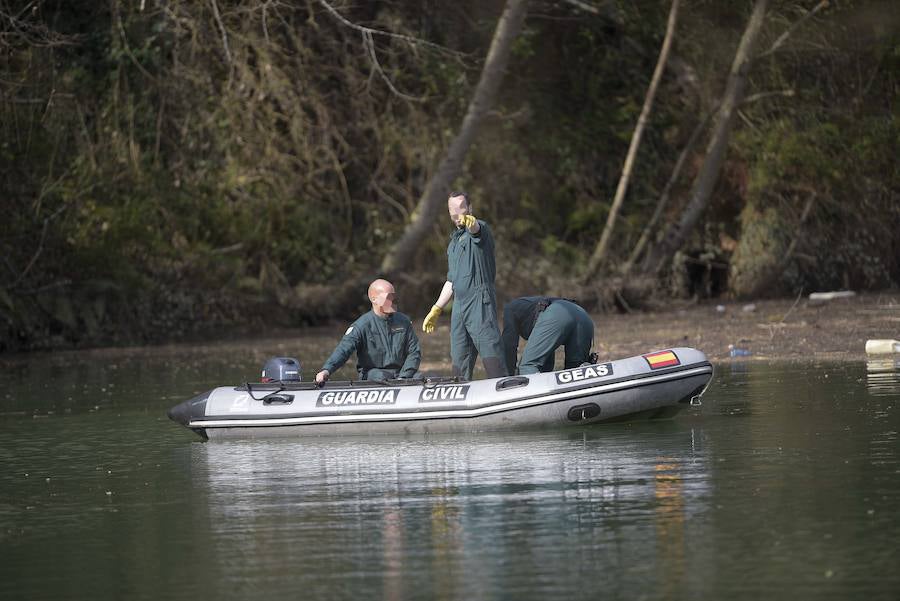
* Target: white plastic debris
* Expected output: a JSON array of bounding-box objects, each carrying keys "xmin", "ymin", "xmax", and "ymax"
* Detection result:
[
  {"xmin": 865, "ymin": 339, "xmax": 900, "ymax": 354},
  {"xmin": 809, "ymin": 291, "xmax": 856, "ymax": 302}
]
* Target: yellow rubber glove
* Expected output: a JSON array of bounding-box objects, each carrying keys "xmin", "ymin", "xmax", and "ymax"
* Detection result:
[
  {"xmin": 423, "ymin": 305, "xmax": 442, "ymax": 333},
  {"xmin": 460, "ymin": 214, "xmax": 477, "ymax": 229}
]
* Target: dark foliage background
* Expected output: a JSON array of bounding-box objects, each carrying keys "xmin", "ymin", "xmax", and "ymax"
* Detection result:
[{"xmin": 1, "ymin": 0, "xmax": 897, "ymax": 351}]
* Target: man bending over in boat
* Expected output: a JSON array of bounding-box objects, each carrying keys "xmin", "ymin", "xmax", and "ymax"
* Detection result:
[
  {"xmin": 501, "ymin": 297, "xmax": 596, "ymax": 375},
  {"xmin": 315, "ymin": 279, "xmax": 421, "ymax": 384}
]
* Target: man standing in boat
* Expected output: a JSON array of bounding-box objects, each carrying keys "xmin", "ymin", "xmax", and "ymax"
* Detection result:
[
  {"xmin": 501, "ymin": 296, "xmax": 595, "ymax": 374},
  {"xmin": 421, "ymin": 192, "xmax": 507, "ymax": 380},
  {"xmin": 315, "ymin": 279, "xmax": 421, "ymax": 383}
]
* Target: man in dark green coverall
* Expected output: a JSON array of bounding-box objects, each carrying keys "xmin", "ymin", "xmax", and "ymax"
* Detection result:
[
  {"xmin": 315, "ymin": 279, "xmax": 421, "ymax": 383},
  {"xmin": 421, "ymin": 192, "xmax": 508, "ymax": 380},
  {"xmin": 501, "ymin": 296, "xmax": 595, "ymax": 375}
]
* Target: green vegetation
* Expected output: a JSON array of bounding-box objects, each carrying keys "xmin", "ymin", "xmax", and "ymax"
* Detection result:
[{"xmin": 1, "ymin": 0, "xmax": 897, "ymax": 351}]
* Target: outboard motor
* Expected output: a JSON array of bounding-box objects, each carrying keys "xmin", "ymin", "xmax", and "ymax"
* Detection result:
[{"xmin": 261, "ymin": 357, "xmax": 302, "ymax": 382}]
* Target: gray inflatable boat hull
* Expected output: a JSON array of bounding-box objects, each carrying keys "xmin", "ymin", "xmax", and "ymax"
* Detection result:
[{"xmin": 167, "ymin": 347, "xmax": 712, "ymax": 440}]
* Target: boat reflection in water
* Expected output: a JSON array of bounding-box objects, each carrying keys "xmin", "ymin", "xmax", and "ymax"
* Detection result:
[
  {"xmin": 190, "ymin": 428, "xmax": 711, "ymax": 598},
  {"xmin": 866, "ymin": 357, "xmax": 900, "ymax": 397},
  {"xmin": 655, "ymin": 459, "xmax": 686, "ymax": 598}
]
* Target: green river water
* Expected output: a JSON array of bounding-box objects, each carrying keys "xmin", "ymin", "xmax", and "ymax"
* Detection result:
[{"xmin": 1, "ymin": 339, "xmax": 898, "ymax": 600}]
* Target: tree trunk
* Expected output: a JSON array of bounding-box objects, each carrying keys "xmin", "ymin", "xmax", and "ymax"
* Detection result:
[
  {"xmin": 621, "ymin": 106, "xmax": 712, "ymax": 275},
  {"xmin": 379, "ymin": 0, "xmax": 529, "ymax": 274},
  {"xmin": 641, "ymin": 0, "xmax": 769, "ymax": 275},
  {"xmin": 582, "ymin": 0, "xmax": 680, "ymax": 281}
]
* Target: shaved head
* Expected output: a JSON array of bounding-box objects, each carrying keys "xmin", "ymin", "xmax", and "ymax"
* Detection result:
[
  {"xmin": 368, "ymin": 279, "xmax": 396, "ymax": 315},
  {"xmin": 368, "ymin": 278, "xmax": 393, "ymax": 300}
]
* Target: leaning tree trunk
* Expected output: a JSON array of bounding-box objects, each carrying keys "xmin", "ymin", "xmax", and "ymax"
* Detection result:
[
  {"xmin": 582, "ymin": 0, "xmax": 681, "ymax": 282},
  {"xmin": 641, "ymin": 0, "xmax": 769, "ymax": 275},
  {"xmin": 621, "ymin": 106, "xmax": 712, "ymax": 275},
  {"xmin": 380, "ymin": 0, "xmax": 529, "ymax": 274}
]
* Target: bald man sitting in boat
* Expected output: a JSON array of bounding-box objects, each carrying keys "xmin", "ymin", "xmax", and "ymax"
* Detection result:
[{"xmin": 315, "ymin": 279, "xmax": 421, "ymax": 384}]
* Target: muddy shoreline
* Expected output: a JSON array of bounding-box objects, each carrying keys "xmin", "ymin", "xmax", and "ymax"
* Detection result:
[
  {"xmin": 2, "ymin": 291, "xmax": 897, "ymax": 371},
  {"xmin": 594, "ymin": 291, "xmax": 900, "ymax": 363}
]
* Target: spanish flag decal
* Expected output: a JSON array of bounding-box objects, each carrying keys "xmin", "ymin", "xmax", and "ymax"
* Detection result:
[{"xmin": 643, "ymin": 350, "xmax": 680, "ymax": 369}]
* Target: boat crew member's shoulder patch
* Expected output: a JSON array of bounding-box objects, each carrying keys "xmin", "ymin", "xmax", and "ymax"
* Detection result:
[
  {"xmin": 555, "ymin": 363, "xmax": 613, "ymax": 385},
  {"xmin": 643, "ymin": 350, "xmax": 680, "ymax": 369}
]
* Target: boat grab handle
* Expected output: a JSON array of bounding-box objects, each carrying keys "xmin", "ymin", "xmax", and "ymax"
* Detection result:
[
  {"xmin": 567, "ymin": 403, "xmax": 601, "ymax": 422},
  {"xmin": 496, "ymin": 376, "xmax": 529, "ymax": 391},
  {"xmin": 263, "ymin": 394, "xmax": 294, "ymax": 405}
]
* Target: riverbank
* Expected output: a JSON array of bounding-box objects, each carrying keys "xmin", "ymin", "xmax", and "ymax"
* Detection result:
[
  {"xmin": 414, "ymin": 291, "xmax": 900, "ymax": 374},
  {"xmin": 2, "ymin": 291, "xmax": 897, "ymax": 371},
  {"xmin": 594, "ymin": 291, "xmax": 900, "ymax": 364}
]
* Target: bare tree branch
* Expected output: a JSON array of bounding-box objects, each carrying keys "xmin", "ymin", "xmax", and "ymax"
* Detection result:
[
  {"xmin": 558, "ymin": 0, "xmax": 623, "ymax": 25},
  {"xmin": 560, "ymin": 0, "xmax": 600, "ymax": 14},
  {"xmin": 317, "ymin": 0, "xmax": 464, "ymax": 57},
  {"xmin": 622, "ymin": 106, "xmax": 713, "ymax": 275},
  {"xmin": 742, "ymin": 88, "xmax": 795, "ymax": 103},
  {"xmin": 583, "ymin": 0, "xmax": 681, "ymax": 280},
  {"xmin": 4, "ymin": 203, "xmax": 68, "ymax": 291},
  {"xmin": 116, "ymin": 11, "xmax": 160, "ymax": 83},
  {"xmin": 362, "ymin": 31, "xmax": 427, "ymax": 102},
  {"xmin": 380, "ymin": 0, "xmax": 530, "ymax": 274},
  {"xmin": 758, "ymin": 0, "xmax": 829, "ymax": 59},
  {"xmin": 209, "ymin": 0, "xmax": 232, "ymax": 64},
  {"xmin": 642, "ymin": 0, "xmax": 771, "ymax": 276},
  {"xmin": 0, "ymin": 0, "xmax": 74, "ymax": 49}
]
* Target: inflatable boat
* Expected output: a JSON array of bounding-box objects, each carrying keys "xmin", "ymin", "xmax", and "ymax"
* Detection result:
[{"xmin": 167, "ymin": 348, "xmax": 713, "ymax": 440}]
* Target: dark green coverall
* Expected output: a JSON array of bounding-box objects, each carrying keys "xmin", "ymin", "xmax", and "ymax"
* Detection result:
[
  {"xmin": 501, "ymin": 297, "xmax": 594, "ymax": 375},
  {"xmin": 321, "ymin": 310, "xmax": 421, "ymax": 380},
  {"xmin": 447, "ymin": 220, "xmax": 508, "ymax": 380}
]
